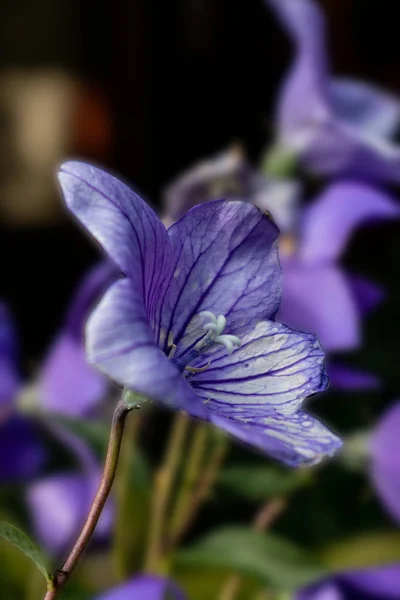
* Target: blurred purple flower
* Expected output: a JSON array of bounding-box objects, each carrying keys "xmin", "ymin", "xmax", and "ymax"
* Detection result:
[
  {"xmin": 59, "ymin": 161, "xmax": 341, "ymax": 466},
  {"xmin": 163, "ymin": 150, "xmax": 399, "ymax": 389},
  {"xmin": 297, "ymin": 564, "xmax": 400, "ymax": 599},
  {"xmin": 94, "ymin": 575, "xmax": 187, "ymax": 600},
  {"xmin": 0, "ymin": 262, "xmax": 115, "ymax": 482},
  {"xmin": 370, "ymin": 402, "xmax": 400, "ymax": 523},
  {"xmin": 27, "ymin": 425, "xmax": 113, "ymax": 555},
  {"xmin": 265, "ymin": 0, "xmax": 400, "ymax": 183}
]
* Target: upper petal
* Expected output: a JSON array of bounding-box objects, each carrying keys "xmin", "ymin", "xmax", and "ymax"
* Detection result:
[
  {"xmin": 299, "ymin": 182, "xmax": 400, "ymax": 263},
  {"xmin": 86, "ymin": 278, "xmax": 207, "ymax": 418},
  {"xmin": 58, "ymin": 162, "xmax": 173, "ymax": 328},
  {"xmin": 95, "ymin": 576, "xmax": 187, "ymax": 600},
  {"xmin": 296, "ymin": 581, "xmax": 342, "ymax": 600},
  {"xmin": 331, "ymin": 78, "xmax": 400, "ymax": 139},
  {"xmin": 191, "ymin": 320, "xmax": 327, "ymax": 416},
  {"xmin": 161, "ymin": 200, "xmax": 281, "ymax": 359},
  {"xmin": 339, "ymin": 565, "xmax": 400, "ymax": 599},
  {"xmin": 279, "ymin": 262, "xmax": 359, "ymax": 351}
]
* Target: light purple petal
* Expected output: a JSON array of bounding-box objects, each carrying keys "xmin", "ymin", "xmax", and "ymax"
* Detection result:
[
  {"xmin": 340, "ymin": 564, "xmax": 400, "ymax": 599},
  {"xmin": 296, "ymin": 581, "xmax": 343, "ymax": 600},
  {"xmin": 0, "ymin": 302, "xmax": 21, "ymax": 405},
  {"xmin": 86, "ymin": 279, "xmax": 206, "ymax": 418},
  {"xmin": 162, "ymin": 200, "xmax": 281, "ymax": 362},
  {"xmin": 328, "ymin": 363, "xmax": 380, "ymax": 391},
  {"xmin": 265, "ymin": 0, "xmax": 330, "ymax": 143},
  {"xmin": 39, "ymin": 333, "xmax": 108, "ymax": 416},
  {"xmin": 0, "ymin": 416, "xmax": 47, "ymax": 481},
  {"xmin": 279, "ymin": 261, "xmax": 359, "ymax": 351},
  {"xmin": 370, "ymin": 402, "xmax": 400, "ymax": 523},
  {"xmin": 191, "ymin": 320, "xmax": 327, "ymax": 416},
  {"xmin": 95, "ymin": 576, "xmax": 187, "ymax": 600},
  {"xmin": 58, "ymin": 162, "xmax": 172, "ymax": 329},
  {"xmin": 299, "ymin": 182, "xmax": 400, "ymax": 263},
  {"xmin": 331, "ymin": 78, "xmax": 400, "ymax": 139},
  {"xmin": 212, "ymin": 410, "xmax": 340, "ymax": 467},
  {"xmin": 27, "ymin": 472, "xmax": 113, "ymax": 555}
]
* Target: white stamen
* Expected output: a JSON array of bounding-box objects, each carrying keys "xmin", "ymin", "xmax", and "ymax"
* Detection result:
[{"xmin": 197, "ymin": 311, "xmax": 241, "ymax": 354}]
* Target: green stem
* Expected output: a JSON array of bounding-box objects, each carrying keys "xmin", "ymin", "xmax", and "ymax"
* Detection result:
[
  {"xmin": 171, "ymin": 433, "xmax": 228, "ymax": 546},
  {"xmin": 144, "ymin": 411, "xmax": 190, "ymax": 573},
  {"xmin": 168, "ymin": 422, "xmax": 208, "ymax": 545},
  {"xmin": 113, "ymin": 410, "xmax": 142, "ymax": 580},
  {"xmin": 43, "ymin": 399, "xmax": 133, "ymax": 600}
]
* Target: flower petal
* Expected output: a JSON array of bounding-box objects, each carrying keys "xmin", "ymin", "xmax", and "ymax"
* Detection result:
[
  {"xmin": 331, "ymin": 78, "xmax": 400, "ymax": 139},
  {"xmin": 0, "ymin": 302, "xmax": 21, "ymax": 405},
  {"xmin": 58, "ymin": 162, "xmax": 172, "ymax": 329},
  {"xmin": 296, "ymin": 581, "xmax": 343, "ymax": 600},
  {"xmin": 340, "ymin": 565, "xmax": 400, "ymax": 599},
  {"xmin": 162, "ymin": 200, "xmax": 281, "ymax": 360},
  {"xmin": 279, "ymin": 262, "xmax": 359, "ymax": 351},
  {"xmin": 265, "ymin": 0, "xmax": 330, "ymax": 144},
  {"xmin": 0, "ymin": 416, "xmax": 47, "ymax": 481},
  {"xmin": 95, "ymin": 576, "xmax": 187, "ymax": 600},
  {"xmin": 299, "ymin": 182, "xmax": 400, "ymax": 263},
  {"xmin": 211, "ymin": 410, "xmax": 340, "ymax": 467},
  {"xmin": 370, "ymin": 402, "xmax": 400, "ymax": 523},
  {"xmin": 191, "ymin": 320, "xmax": 327, "ymax": 416},
  {"xmin": 39, "ymin": 334, "xmax": 108, "ymax": 416},
  {"xmin": 27, "ymin": 473, "xmax": 113, "ymax": 554},
  {"xmin": 86, "ymin": 278, "xmax": 207, "ymax": 417}
]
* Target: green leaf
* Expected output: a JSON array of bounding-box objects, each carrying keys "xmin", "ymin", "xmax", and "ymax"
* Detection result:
[
  {"xmin": 0, "ymin": 521, "xmax": 51, "ymax": 584},
  {"xmin": 175, "ymin": 527, "xmax": 327, "ymax": 591},
  {"xmin": 322, "ymin": 531, "xmax": 400, "ymax": 571},
  {"xmin": 219, "ymin": 466, "xmax": 311, "ymax": 501},
  {"xmin": 174, "ymin": 569, "xmax": 262, "ymax": 600}
]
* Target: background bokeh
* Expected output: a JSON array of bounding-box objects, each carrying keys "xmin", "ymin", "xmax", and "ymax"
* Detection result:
[{"xmin": 2, "ymin": 1, "xmax": 400, "ymax": 599}]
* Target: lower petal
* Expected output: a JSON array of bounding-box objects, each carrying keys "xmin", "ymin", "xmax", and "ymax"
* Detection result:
[{"xmin": 211, "ymin": 410, "xmax": 341, "ymax": 466}]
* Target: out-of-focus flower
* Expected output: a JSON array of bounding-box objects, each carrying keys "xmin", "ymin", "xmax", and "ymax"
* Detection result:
[
  {"xmin": 264, "ymin": 0, "xmax": 400, "ymax": 184},
  {"xmin": 370, "ymin": 402, "xmax": 400, "ymax": 523},
  {"xmin": 163, "ymin": 149, "xmax": 399, "ymax": 388},
  {"xmin": 59, "ymin": 161, "xmax": 341, "ymax": 466},
  {"xmin": 0, "ymin": 262, "xmax": 115, "ymax": 482},
  {"xmin": 297, "ymin": 564, "xmax": 400, "ymax": 599},
  {"xmin": 94, "ymin": 575, "xmax": 187, "ymax": 600}
]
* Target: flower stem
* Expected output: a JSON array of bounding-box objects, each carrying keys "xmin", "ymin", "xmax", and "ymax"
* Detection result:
[
  {"xmin": 217, "ymin": 497, "xmax": 287, "ymax": 600},
  {"xmin": 168, "ymin": 422, "xmax": 209, "ymax": 545},
  {"xmin": 171, "ymin": 433, "xmax": 228, "ymax": 544},
  {"xmin": 43, "ymin": 399, "xmax": 133, "ymax": 600},
  {"xmin": 144, "ymin": 411, "xmax": 190, "ymax": 573}
]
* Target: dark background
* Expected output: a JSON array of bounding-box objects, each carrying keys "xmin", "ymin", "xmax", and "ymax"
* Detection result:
[{"xmin": 1, "ymin": 0, "xmax": 400, "ymax": 362}]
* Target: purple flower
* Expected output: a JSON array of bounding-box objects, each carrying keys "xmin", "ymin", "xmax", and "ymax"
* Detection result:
[
  {"xmin": 163, "ymin": 150, "xmax": 399, "ymax": 388},
  {"xmin": 59, "ymin": 161, "xmax": 341, "ymax": 466},
  {"xmin": 370, "ymin": 402, "xmax": 400, "ymax": 523},
  {"xmin": 297, "ymin": 564, "xmax": 400, "ymax": 599},
  {"xmin": 94, "ymin": 576, "xmax": 187, "ymax": 600},
  {"xmin": 265, "ymin": 0, "xmax": 400, "ymax": 183}
]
